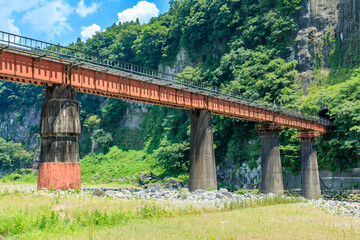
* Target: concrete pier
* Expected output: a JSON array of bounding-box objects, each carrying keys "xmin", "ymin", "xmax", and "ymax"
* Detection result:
[
  {"xmin": 299, "ymin": 131, "xmax": 321, "ymax": 199},
  {"xmin": 256, "ymin": 123, "xmax": 284, "ymax": 195},
  {"xmin": 189, "ymin": 110, "xmax": 217, "ymax": 192},
  {"xmin": 38, "ymin": 85, "xmax": 81, "ymax": 190}
]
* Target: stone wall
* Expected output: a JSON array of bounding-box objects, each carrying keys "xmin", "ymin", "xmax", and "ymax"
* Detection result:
[{"xmin": 218, "ymin": 162, "xmax": 360, "ymax": 190}]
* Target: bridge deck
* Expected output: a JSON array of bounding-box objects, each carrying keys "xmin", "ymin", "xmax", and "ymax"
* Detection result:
[{"xmin": 0, "ymin": 31, "xmax": 330, "ymax": 133}]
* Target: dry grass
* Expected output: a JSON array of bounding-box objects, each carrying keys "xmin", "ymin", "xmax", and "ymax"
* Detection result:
[
  {"xmin": 0, "ymin": 185, "xmax": 359, "ymax": 240},
  {"xmin": 84, "ymin": 204, "xmax": 360, "ymax": 240}
]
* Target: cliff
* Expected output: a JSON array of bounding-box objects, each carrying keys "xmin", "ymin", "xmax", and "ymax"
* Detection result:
[{"xmin": 291, "ymin": 0, "xmax": 360, "ymax": 94}]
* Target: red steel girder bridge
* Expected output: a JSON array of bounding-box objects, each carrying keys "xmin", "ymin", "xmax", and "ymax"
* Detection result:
[{"xmin": 0, "ymin": 31, "xmax": 330, "ymax": 133}]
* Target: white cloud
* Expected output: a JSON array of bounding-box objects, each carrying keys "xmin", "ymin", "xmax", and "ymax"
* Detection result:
[
  {"xmin": 117, "ymin": 1, "xmax": 159, "ymax": 24},
  {"xmin": 21, "ymin": 0, "xmax": 73, "ymax": 39},
  {"xmin": 76, "ymin": 0, "xmax": 99, "ymax": 17},
  {"xmin": 0, "ymin": 0, "xmax": 41, "ymax": 35},
  {"xmin": 7, "ymin": 19, "xmax": 20, "ymax": 35},
  {"xmin": 81, "ymin": 23, "xmax": 101, "ymax": 40}
]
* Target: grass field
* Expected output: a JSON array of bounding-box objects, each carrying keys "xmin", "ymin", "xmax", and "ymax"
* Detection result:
[{"xmin": 0, "ymin": 186, "xmax": 359, "ymax": 240}]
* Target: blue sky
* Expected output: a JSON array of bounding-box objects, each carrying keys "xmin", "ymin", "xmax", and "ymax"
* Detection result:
[{"xmin": 0, "ymin": 0, "xmax": 170, "ymax": 45}]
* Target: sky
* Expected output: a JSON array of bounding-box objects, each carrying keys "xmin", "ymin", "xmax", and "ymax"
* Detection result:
[{"xmin": 0, "ymin": 0, "xmax": 170, "ymax": 45}]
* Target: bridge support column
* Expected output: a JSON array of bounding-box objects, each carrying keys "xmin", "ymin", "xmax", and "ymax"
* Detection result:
[
  {"xmin": 189, "ymin": 110, "xmax": 217, "ymax": 192},
  {"xmin": 298, "ymin": 131, "xmax": 321, "ymax": 199},
  {"xmin": 38, "ymin": 85, "xmax": 81, "ymax": 190},
  {"xmin": 256, "ymin": 123, "xmax": 284, "ymax": 195}
]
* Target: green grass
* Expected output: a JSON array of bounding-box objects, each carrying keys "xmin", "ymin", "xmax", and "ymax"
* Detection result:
[
  {"xmin": 80, "ymin": 146, "xmax": 164, "ymax": 185},
  {"xmin": 0, "ymin": 189, "xmax": 359, "ymax": 239},
  {"xmin": 0, "ymin": 147, "xmax": 166, "ymax": 186},
  {"xmin": 1, "ymin": 170, "xmax": 38, "ymax": 184},
  {"xmin": 92, "ymin": 204, "xmax": 360, "ymax": 240}
]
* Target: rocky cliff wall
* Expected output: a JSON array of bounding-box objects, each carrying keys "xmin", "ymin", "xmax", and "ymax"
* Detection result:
[
  {"xmin": 0, "ymin": 106, "xmax": 41, "ymax": 168},
  {"xmin": 290, "ymin": 0, "xmax": 360, "ymax": 94}
]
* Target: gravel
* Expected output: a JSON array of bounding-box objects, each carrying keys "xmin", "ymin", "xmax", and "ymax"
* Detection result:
[
  {"xmin": 306, "ymin": 198, "xmax": 360, "ymax": 218},
  {"xmin": 86, "ymin": 187, "xmax": 282, "ymax": 209},
  {"xmin": 1, "ymin": 185, "xmax": 360, "ymax": 218}
]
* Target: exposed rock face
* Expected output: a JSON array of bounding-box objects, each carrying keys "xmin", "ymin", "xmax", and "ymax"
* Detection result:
[
  {"xmin": 216, "ymin": 160, "xmax": 261, "ymax": 189},
  {"xmin": 119, "ymin": 102, "xmax": 148, "ymax": 129},
  {"xmin": 0, "ymin": 105, "xmax": 41, "ymax": 168},
  {"xmin": 291, "ymin": 0, "xmax": 360, "ymax": 94},
  {"xmin": 158, "ymin": 47, "xmax": 194, "ymax": 75}
]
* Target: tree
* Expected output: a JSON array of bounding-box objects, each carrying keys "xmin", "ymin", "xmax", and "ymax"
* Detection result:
[{"xmin": 0, "ymin": 138, "xmax": 34, "ymax": 172}]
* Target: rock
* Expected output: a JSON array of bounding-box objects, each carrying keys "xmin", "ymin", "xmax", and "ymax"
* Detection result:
[
  {"xmin": 114, "ymin": 192, "xmax": 123, "ymax": 199},
  {"xmin": 139, "ymin": 172, "xmax": 156, "ymax": 185},
  {"xmin": 163, "ymin": 177, "xmax": 186, "ymax": 188},
  {"xmin": 121, "ymin": 189, "xmax": 131, "ymax": 195},
  {"xmin": 92, "ymin": 189, "xmax": 103, "ymax": 197},
  {"xmin": 219, "ymin": 188, "xmax": 228, "ymax": 193},
  {"xmin": 194, "ymin": 189, "xmax": 205, "ymax": 195}
]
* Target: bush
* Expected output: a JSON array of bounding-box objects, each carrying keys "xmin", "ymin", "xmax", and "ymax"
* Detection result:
[
  {"xmin": 0, "ymin": 138, "xmax": 33, "ymax": 172},
  {"xmin": 0, "ymin": 169, "xmax": 38, "ymax": 183},
  {"xmin": 235, "ymin": 189, "xmax": 248, "ymax": 195},
  {"xmin": 250, "ymin": 189, "xmax": 260, "ymax": 195},
  {"xmin": 154, "ymin": 139, "xmax": 190, "ymax": 175}
]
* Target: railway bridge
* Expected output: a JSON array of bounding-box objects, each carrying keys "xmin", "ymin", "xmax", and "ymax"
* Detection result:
[{"xmin": 0, "ymin": 31, "xmax": 331, "ymax": 199}]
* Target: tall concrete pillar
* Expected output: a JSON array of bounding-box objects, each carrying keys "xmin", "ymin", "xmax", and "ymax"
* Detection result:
[
  {"xmin": 256, "ymin": 122, "xmax": 284, "ymax": 195},
  {"xmin": 189, "ymin": 110, "xmax": 217, "ymax": 192},
  {"xmin": 298, "ymin": 131, "xmax": 321, "ymax": 199},
  {"xmin": 37, "ymin": 85, "xmax": 81, "ymax": 190}
]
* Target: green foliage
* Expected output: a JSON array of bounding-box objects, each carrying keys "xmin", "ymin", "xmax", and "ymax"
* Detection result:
[
  {"xmin": 131, "ymin": 21, "xmax": 170, "ymax": 68},
  {"xmin": 301, "ymin": 71, "xmax": 360, "ymax": 171},
  {"xmin": 250, "ymin": 189, "xmax": 260, "ymax": 195},
  {"xmin": 216, "ymin": 48, "xmax": 298, "ymax": 103},
  {"xmin": 276, "ymin": 0, "xmax": 302, "ymax": 16},
  {"xmin": 234, "ymin": 188, "xmax": 248, "ymax": 195},
  {"xmin": 154, "ymin": 138, "xmax": 190, "ymax": 176},
  {"xmin": 92, "ymin": 129, "xmax": 113, "ymax": 152},
  {"xmin": 212, "ymin": 116, "xmax": 259, "ymax": 166},
  {"xmin": 0, "ymin": 82, "xmax": 43, "ymax": 112},
  {"xmin": 83, "ymin": 115, "xmax": 101, "ymax": 131},
  {"xmin": 177, "ymin": 174, "xmax": 189, "ymax": 183},
  {"xmin": 80, "ymin": 147, "xmax": 164, "ymax": 184},
  {"xmin": 0, "ymin": 138, "xmax": 34, "ymax": 172},
  {"xmin": 348, "ymin": 182, "xmax": 360, "ymax": 189},
  {"xmin": 1, "ymin": 169, "xmax": 37, "ymax": 184},
  {"xmin": 279, "ymin": 128, "xmax": 301, "ymax": 174},
  {"xmin": 101, "ymin": 99, "xmax": 129, "ymax": 129}
]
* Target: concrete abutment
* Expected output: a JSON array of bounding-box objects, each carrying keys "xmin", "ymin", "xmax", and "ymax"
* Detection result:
[
  {"xmin": 38, "ymin": 85, "xmax": 81, "ymax": 190},
  {"xmin": 189, "ymin": 110, "xmax": 217, "ymax": 192}
]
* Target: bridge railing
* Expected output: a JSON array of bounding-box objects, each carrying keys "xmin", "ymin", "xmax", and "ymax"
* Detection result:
[{"xmin": 0, "ymin": 31, "xmax": 331, "ymax": 126}]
